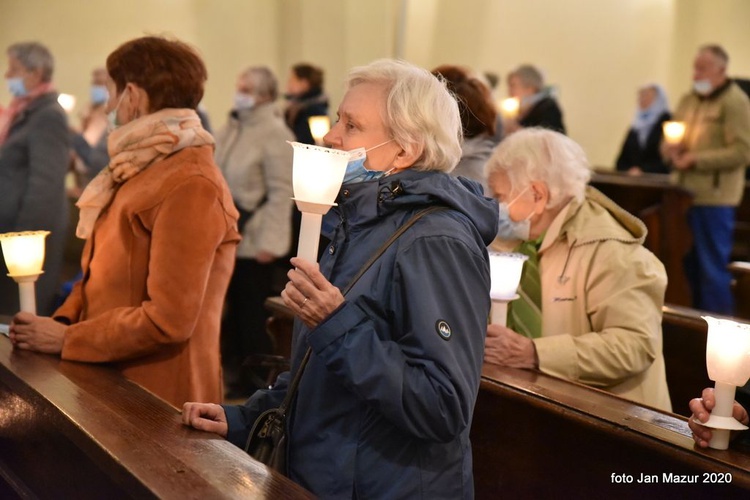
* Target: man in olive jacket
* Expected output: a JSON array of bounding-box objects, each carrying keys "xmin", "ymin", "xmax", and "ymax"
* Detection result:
[{"xmin": 663, "ymin": 44, "xmax": 750, "ymax": 314}]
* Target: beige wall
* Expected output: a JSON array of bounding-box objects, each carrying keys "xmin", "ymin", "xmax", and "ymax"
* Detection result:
[{"xmin": 2, "ymin": 0, "xmax": 750, "ymax": 167}]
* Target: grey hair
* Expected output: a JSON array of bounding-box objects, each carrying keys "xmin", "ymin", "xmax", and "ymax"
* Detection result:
[
  {"xmin": 345, "ymin": 59, "xmax": 462, "ymax": 172},
  {"xmin": 509, "ymin": 64, "xmax": 544, "ymax": 92},
  {"xmin": 241, "ymin": 66, "xmax": 278, "ymax": 101},
  {"xmin": 699, "ymin": 44, "xmax": 729, "ymax": 68},
  {"xmin": 485, "ymin": 128, "xmax": 590, "ymax": 207},
  {"xmin": 7, "ymin": 42, "xmax": 54, "ymax": 82}
]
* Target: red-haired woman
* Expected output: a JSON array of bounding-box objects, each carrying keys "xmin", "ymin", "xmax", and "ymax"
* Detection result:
[{"xmin": 9, "ymin": 36, "xmax": 240, "ymax": 408}]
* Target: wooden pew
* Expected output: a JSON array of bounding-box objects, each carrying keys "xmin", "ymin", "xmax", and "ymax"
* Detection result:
[
  {"xmin": 733, "ymin": 182, "xmax": 750, "ymax": 261},
  {"xmin": 0, "ymin": 317, "xmax": 312, "ymax": 499},
  {"xmin": 473, "ymin": 364, "xmax": 750, "ymax": 499},
  {"xmin": 729, "ymin": 261, "xmax": 750, "ymax": 320},
  {"xmin": 589, "ymin": 171, "xmax": 694, "ymax": 307}
]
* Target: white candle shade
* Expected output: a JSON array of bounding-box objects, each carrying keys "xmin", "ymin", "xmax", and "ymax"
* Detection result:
[
  {"xmin": 289, "ymin": 141, "xmax": 349, "ymax": 208},
  {"xmin": 0, "ymin": 231, "xmax": 50, "ymax": 278},
  {"xmin": 703, "ymin": 316, "xmax": 750, "ymax": 387},
  {"xmin": 499, "ymin": 98, "xmax": 520, "ymax": 120},
  {"xmin": 662, "ymin": 121, "xmax": 686, "ymax": 145},
  {"xmin": 489, "ymin": 252, "xmax": 528, "ymax": 301},
  {"xmin": 308, "ymin": 116, "xmax": 331, "ymax": 146}
]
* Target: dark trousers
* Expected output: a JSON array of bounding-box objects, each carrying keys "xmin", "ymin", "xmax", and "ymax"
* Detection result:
[
  {"xmin": 685, "ymin": 206, "xmax": 735, "ymax": 315},
  {"xmin": 222, "ymin": 258, "xmax": 275, "ymax": 390}
]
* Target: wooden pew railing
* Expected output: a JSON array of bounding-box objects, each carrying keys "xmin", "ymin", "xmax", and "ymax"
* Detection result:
[
  {"xmin": 589, "ymin": 171, "xmax": 694, "ymax": 306},
  {"xmin": 0, "ymin": 317, "xmax": 312, "ymax": 499},
  {"xmin": 473, "ymin": 364, "xmax": 750, "ymax": 499}
]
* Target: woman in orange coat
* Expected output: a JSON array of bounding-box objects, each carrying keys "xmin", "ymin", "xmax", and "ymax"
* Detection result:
[{"xmin": 9, "ymin": 36, "xmax": 240, "ymax": 408}]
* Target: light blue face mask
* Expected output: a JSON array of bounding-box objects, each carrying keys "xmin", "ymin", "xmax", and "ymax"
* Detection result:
[
  {"xmin": 343, "ymin": 140, "xmax": 394, "ymax": 184},
  {"xmin": 7, "ymin": 77, "xmax": 27, "ymax": 98},
  {"xmin": 107, "ymin": 89, "xmax": 128, "ymax": 132},
  {"xmin": 90, "ymin": 85, "xmax": 109, "ymax": 105},
  {"xmin": 496, "ymin": 186, "xmax": 534, "ymax": 241}
]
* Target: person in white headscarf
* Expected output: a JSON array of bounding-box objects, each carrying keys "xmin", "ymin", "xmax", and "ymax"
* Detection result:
[{"xmin": 615, "ymin": 84, "xmax": 671, "ymax": 175}]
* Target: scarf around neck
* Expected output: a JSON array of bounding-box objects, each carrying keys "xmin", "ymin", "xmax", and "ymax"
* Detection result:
[
  {"xmin": 75, "ymin": 107, "xmax": 214, "ymax": 239},
  {"xmin": 0, "ymin": 82, "xmax": 56, "ymax": 145}
]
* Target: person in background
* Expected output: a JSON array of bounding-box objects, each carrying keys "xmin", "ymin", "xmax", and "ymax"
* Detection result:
[
  {"xmin": 70, "ymin": 67, "xmax": 110, "ymax": 193},
  {"xmin": 432, "ymin": 64, "xmax": 498, "ymax": 193},
  {"xmin": 662, "ymin": 44, "xmax": 750, "ymax": 315},
  {"xmin": 0, "ymin": 41, "xmax": 70, "ymax": 317},
  {"xmin": 484, "ymin": 128, "xmax": 671, "ymax": 411},
  {"xmin": 284, "ymin": 62, "xmax": 328, "ymax": 145},
  {"xmin": 616, "ymin": 84, "xmax": 671, "ymax": 175},
  {"xmin": 183, "ymin": 58, "xmax": 497, "ymax": 498},
  {"xmin": 689, "ymin": 387, "xmax": 749, "ymax": 448},
  {"xmin": 8, "ymin": 36, "xmax": 240, "ymax": 408},
  {"xmin": 215, "ymin": 66, "xmax": 294, "ymax": 397},
  {"xmin": 504, "ymin": 64, "xmax": 566, "ymax": 135}
]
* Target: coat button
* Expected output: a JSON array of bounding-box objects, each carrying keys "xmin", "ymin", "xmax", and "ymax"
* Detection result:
[
  {"xmin": 329, "ymin": 246, "xmax": 335, "ymax": 255},
  {"xmin": 342, "ymin": 189, "xmax": 350, "ymax": 198}
]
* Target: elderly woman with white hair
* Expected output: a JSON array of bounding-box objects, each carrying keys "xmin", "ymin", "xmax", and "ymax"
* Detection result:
[
  {"xmin": 0, "ymin": 41, "xmax": 70, "ymax": 316},
  {"xmin": 484, "ymin": 128, "xmax": 672, "ymax": 411},
  {"xmin": 184, "ymin": 59, "xmax": 498, "ymax": 498},
  {"xmin": 214, "ymin": 65, "xmax": 295, "ymax": 396}
]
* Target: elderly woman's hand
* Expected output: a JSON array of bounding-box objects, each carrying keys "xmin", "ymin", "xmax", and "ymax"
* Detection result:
[
  {"xmin": 688, "ymin": 387, "xmax": 750, "ymax": 448},
  {"xmin": 484, "ymin": 324, "xmax": 539, "ymax": 369},
  {"xmin": 282, "ymin": 257, "xmax": 345, "ymax": 328}
]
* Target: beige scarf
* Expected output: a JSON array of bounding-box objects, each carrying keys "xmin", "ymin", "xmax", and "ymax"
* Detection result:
[{"xmin": 76, "ymin": 108, "xmax": 214, "ymax": 239}]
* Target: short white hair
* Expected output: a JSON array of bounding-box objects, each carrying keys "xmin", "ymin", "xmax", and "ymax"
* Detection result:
[
  {"xmin": 345, "ymin": 59, "xmax": 462, "ymax": 172},
  {"xmin": 7, "ymin": 42, "xmax": 54, "ymax": 82},
  {"xmin": 485, "ymin": 128, "xmax": 591, "ymax": 207},
  {"xmin": 241, "ymin": 66, "xmax": 278, "ymax": 101}
]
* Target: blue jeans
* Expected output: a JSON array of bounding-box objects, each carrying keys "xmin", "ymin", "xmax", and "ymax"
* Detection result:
[{"xmin": 685, "ymin": 206, "xmax": 735, "ymax": 315}]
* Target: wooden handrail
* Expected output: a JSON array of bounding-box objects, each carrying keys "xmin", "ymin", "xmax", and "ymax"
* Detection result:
[{"xmin": 0, "ymin": 316, "xmax": 312, "ymax": 499}]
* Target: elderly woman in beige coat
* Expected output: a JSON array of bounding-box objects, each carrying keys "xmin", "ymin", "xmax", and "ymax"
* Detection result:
[
  {"xmin": 215, "ymin": 66, "xmax": 294, "ymax": 396},
  {"xmin": 484, "ymin": 128, "xmax": 672, "ymax": 411}
]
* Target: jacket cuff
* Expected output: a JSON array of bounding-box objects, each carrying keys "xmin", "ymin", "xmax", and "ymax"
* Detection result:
[
  {"xmin": 307, "ymin": 300, "xmax": 360, "ymax": 353},
  {"xmin": 533, "ymin": 335, "xmax": 579, "ymax": 381},
  {"xmin": 223, "ymin": 404, "xmax": 251, "ymax": 449}
]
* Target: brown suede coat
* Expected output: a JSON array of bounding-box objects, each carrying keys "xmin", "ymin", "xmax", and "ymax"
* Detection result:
[{"xmin": 54, "ymin": 145, "xmax": 240, "ymax": 407}]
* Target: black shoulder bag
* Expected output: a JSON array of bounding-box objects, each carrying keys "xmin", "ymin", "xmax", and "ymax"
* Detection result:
[{"xmin": 243, "ymin": 205, "xmax": 446, "ymax": 473}]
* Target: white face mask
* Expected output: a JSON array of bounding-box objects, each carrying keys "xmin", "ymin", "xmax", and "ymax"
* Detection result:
[
  {"xmin": 107, "ymin": 89, "xmax": 128, "ymax": 132},
  {"xmin": 693, "ymin": 79, "xmax": 713, "ymax": 96},
  {"xmin": 496, "ymin": 186, "xmax": 534, "ymax": 241},
  {"xmin": 233, "ymin": 92, "xmax": 256, "ymax": 110}
]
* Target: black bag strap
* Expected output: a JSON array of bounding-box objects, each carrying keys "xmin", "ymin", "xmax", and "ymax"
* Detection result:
[{"xmin": 274, "ymin": 205, "xmax": 447, "ymax": 414}]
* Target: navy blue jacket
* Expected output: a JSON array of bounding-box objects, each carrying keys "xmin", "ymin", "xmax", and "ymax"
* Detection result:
[{"xmin": 225, "ymin": 169, "xmax": 498, "ymax": 499}]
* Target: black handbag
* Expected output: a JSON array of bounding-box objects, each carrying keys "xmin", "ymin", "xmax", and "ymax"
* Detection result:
[{"xmin": 243, "ymin": 205, "xmax": 446, "ymax": 473}]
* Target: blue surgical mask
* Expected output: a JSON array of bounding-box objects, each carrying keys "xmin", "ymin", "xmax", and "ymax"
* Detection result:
[
  {"xmin": 693, "ymin": 79, "xmax": 713, "ymax": 96},
  {"xmin": 107, "ymin": 89, "xmax": 127, "ymax": 132},
  {"xmin": 233, "ymin": 92, "xmax": 255, "ymax": 111},
  {"xmin": 496, "ymin": 186, "xmax": 534, "ymax": 241},
  {"xmin": 7, "ymin": 77, "xmax": 27, "ymax": 98},
  {"xmin": 90, "ymin": 85, "xmax": 109, "ymax": 105},
  {"xmin": 343, "ymin": 140, "xmax": 394, "ymax": 184}
]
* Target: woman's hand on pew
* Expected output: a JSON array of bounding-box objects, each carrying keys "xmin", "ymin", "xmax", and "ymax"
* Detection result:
[
  {"xmin": 484, "ymin": 325, "xmax": 539, "ymax": 369},
  {"xmin": 688, "ymin": 387, "xmax": 749, "ymax": 448},
  {"xmin": 182, "ymin": 402, "xmax": 228, "ymax": 437}
]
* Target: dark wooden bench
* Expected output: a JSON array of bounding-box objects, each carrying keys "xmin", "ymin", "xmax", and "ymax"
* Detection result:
[
  {"xmin": 0, "ymin": 317, "xmax": 312, "ymax": 499},
  {"xmin": 473, "ymin": 364, "xmax": 750, "ymax": 499},
  {"xmin": 590, "ymin": 171, "xmax": 694, "ymax": 306},
  {"xmin": 729, "ymin": 261, "xmax": 750, "ymax": 320}
]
